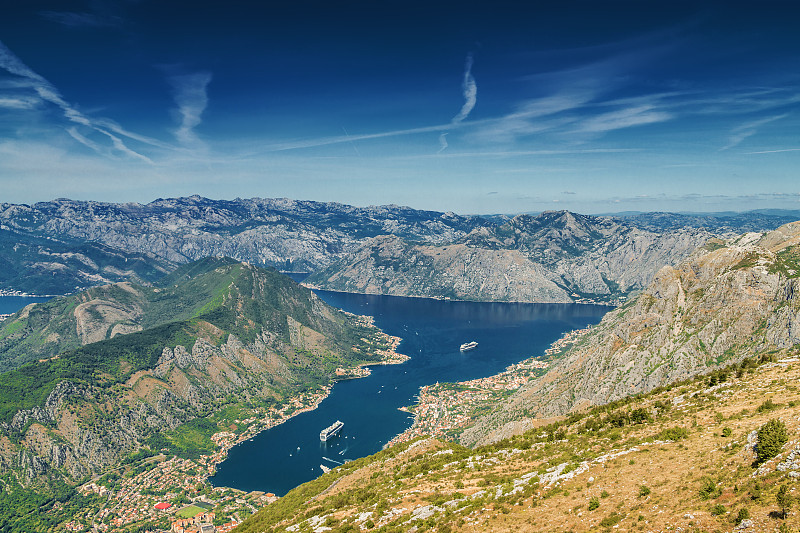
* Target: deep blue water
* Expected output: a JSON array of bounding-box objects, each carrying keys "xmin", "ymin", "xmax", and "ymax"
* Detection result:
[
  {"xmin": 209, "ymin": 291, "xmax": 608, "ymax": 495},
  {"xmin": 0, "ymin": 295, "xmax": 51, "ymax": 314}
]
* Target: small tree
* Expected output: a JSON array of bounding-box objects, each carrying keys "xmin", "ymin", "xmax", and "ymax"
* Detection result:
[
  {"xmin": 756, "ymin": 418, "xmax": 788, "ymax": 465},
  {"xmin": 776, "ymin": 484, "xmax": 793, "ymax": 519}
]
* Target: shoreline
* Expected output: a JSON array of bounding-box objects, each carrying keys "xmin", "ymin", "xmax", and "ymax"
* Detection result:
[
  {"xmin": 76, "ymin": 312, "xmax": 411, "ymax": 531},
  {"xmin": 204, "ymin": 325, "xmax": 409, "ymax": 488},
  {"xmin": 386, "ymin": 324, "xmax": 595, "ymax": 447},
  {"xmin": 302, "ymin": 284, "xmax": 619, "ymax": 306},
  {"xmin": 0, "ymin": 290, "xmax": 57, "ymax": 297}
]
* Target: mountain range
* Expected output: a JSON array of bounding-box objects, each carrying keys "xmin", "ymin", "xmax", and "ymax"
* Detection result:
[
  {"xmin": 1, "ymin": 198, "xmax": 799, "ymax": 531},
  {"xmin": 307, "ymin": 211, "xmax": 714, "ymax": 303},
  {"xmin": 2, "ymin": 197, "xmax": 799, "ymax": 301}
]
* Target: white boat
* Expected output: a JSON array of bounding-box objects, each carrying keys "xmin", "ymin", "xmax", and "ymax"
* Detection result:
[
  {"xmin": 459, "ymin": 341, "xmax": 478, "ymax": 351},
  {"xmin": 320, "ymin": 420, "xmax": 344, "ymax": 441}
]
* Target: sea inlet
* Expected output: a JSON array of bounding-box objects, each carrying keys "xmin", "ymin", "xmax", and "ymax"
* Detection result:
[{"xmin": 209, "ymin": 291, "xmax": 608, "ymax": 496}]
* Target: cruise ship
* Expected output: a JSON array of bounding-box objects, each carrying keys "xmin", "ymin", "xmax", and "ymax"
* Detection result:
[
  {"xmin": 320, "ymin": 420, "xmax": 344, "ymax": 441},
  {"xmin": 459, "ymin": 341, "xmax": 478, "ymax": 351}
]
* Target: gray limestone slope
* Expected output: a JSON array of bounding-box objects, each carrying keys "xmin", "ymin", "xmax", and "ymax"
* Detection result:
[
  {"xmin": 309, "ymin": 211, "xmax": 715, "ymax": 303},
  {"xmin": 0, "ymin": 196, "xmax": 487, "ymax": 276},
  {"xmin": 460, "ymin": 221, "xmax": 800, "ymax": 446},
  {"xmin": 306, "ymin": 235, "xmax": 572, "ymax": 302}
]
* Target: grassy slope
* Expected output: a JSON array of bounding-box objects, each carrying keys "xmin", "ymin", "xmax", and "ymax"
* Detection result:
[{"xmin": 235, "ymin": 353, "xmax": 800, "ymax": 533}]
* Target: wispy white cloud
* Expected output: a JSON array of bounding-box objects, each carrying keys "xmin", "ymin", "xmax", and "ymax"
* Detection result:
[
  {"xmin": 720, "ymin": 113, "xmax": 789, "ymax": 151},
  {"xmin": 168, "ymin": 72, "xmax": 212, "ymax": 147},
  {"xmin": 436, "ymin": 54, "xmax": 478, "ymax": 153},
  {"xmin": 263, "ymin": 122, "xmax": 454, "ymax": 152},
  {"xmin": 576, "ymin": 104, "xmax": 672, "ymax": 133},
  {"xmin": 41, "ymin": 10, "xmax": 123, "ymax": 28},
  {"xmin": 67, "ymin": 127, "xmax": 106, "ymax": 153},
  {"xmin": 451, "ymin": 54, "xmax": 476, "ymax": 124},
  {"xmin": 0, "ymin": 96, "xmax": 39, "ymax": 109},
  {"xmin": 0, "ymin": 39, "xmax": 153, "ymax": 162},
  {"xmin": 747, "ymin": 148, "xmax": 800, "ymax": 154},
  {"xmin": 437, "ymin": 133, "xmax": 448, "ymax": 154}
]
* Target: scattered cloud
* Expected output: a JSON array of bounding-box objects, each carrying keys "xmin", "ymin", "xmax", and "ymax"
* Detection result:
[
  {"xmin": 0, "ymin": 39, "xmax": 153, "ymax": 162},
  {"xmin": 451, "ymin": 54, "xmax": 477, "ymax": 124},
  {"xmin": 575, "ymin": 104, "xmax": 672, "ymax": 133},
  {"xmin": 168, "ymin": 71, "xmax": 212, "ymax": 147},
  {"xmin": 41, "ymin": 10, "xmax": 123, "ymax": 29},
  {"xmin": 0, "ymin": 96, "xmax": 39, "ymax": 109},
  {"xmin": 720, "ymin": 113, "xmax": 789, "ymax": 151},
  {"xmin": 263, "ymin": 123, "xmax": 452, "ymax": 152},
  {"xmin": 747, "ymin": 148, "xmax": 800, "ymax": 154},
  {"xmin": 435, "ymin": 53, "xmax": 478, "ymax": 154},
  {"xmin": 437, "ymin": 133, "xmax": 448, "ymax": 154}
]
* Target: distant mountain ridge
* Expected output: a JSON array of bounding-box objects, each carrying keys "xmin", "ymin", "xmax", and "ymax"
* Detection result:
[
  {"xmin": 307, "ymin": 210, "xmax": 716, "ymax": 303},
  {"xmin": 1, "ymin": 196, "xmax": 797, "ymax": 299},
  {"xmin": 0, "ymin": 196, "xmax": 487, "ymax": 294},
  {"xmin": 0, "ymin": 258, "xmax": 392, "ymax": 484}
]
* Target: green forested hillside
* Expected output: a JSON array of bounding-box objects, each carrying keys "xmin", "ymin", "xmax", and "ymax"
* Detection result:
[{"xmin": 0, "ymin": 258, "xmax": 391, "ymax": 492}]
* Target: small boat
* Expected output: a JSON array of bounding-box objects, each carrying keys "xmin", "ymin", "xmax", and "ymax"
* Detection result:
[
  {"xmin": 459, "ymin": 341, "xmax": 478, "ymax": 351},
  {"xmin": 320, "ymin": 420, "xmax": 344, "ymax": 441}
]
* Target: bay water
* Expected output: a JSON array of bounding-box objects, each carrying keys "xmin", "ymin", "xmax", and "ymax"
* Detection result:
[
  {"xmin": 0, "ymin": 295, "xmax": 51, "ymax": 314},
  {"xmin": 209, "ymin": 291, "xmax": 608, "ymax": 495},
  {"xmin": 0, "ymin": 293, "xmax": 609, "ymax": 497}
]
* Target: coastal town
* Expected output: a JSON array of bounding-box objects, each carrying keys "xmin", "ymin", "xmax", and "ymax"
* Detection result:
[
  {"xmin": 55, "ymin": 326, "xmax": 409, "ymax": 533},
  {"xmin": 67, "ymin": 390, "xmax": 322, "ymax": 532},
  {"xmin": 389, "ymin": 325, "xmax": 593, "ymax": 445}
]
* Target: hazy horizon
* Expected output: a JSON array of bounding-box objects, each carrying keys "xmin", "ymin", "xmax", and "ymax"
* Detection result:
[{"xmin": 1, "ymin": 1, "xmax": 798, "ymax": 214}]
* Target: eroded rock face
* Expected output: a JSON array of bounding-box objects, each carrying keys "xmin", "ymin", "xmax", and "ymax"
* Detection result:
[{"xmin": 461, "ymin": 221, "xmax": 800, "ymax": 446}]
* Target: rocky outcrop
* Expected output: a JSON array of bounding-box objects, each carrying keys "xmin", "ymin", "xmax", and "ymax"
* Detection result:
[{"xmin": 461, "ymin": 221, "xmax": 800, "ymax": 446}]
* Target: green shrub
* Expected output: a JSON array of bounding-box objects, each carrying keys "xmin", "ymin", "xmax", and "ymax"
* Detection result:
[
  {"xmin": 722, "ymin": 427, "xmax": 732, "ymax": 437},
  {"xmin": 638, "ymin": 485, "xmax": 651, "ymax": 498},
  {"xmin": 658, "ymin": 426, "xmax": 689, "ymax": 441},
  {"xmin": 710, "ymin": 503, "xmax": 726, "ymax": 516},
  {"xmin": 756, "ymin": 419, "xmax": 788, "ymax": 465},
  {"xmin": 735, "ymin": 507, "xmax": 750, "ymax": 523},
  {"xmin": 630, "ymin": 407, "xmax": 652, "ymax": 424},
  {"xmin": 588, "ymin": 497, "xmax": 600, "ymax": 511},
  {"xmin": 698, "ymin": 477, "xmax": 721, "ymax": 500},
  {"xmin": 599, "ymin": 513, "xmax": 622, "ymax": 527},
  {"xmin": 756, "ymin": 399, "xmax": 780, "ymax": 413}
]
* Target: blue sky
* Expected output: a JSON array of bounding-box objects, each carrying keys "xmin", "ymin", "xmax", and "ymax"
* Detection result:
[{"xmin": 0, "ymin": 1, "xmax": 798, "ymax": 214}]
